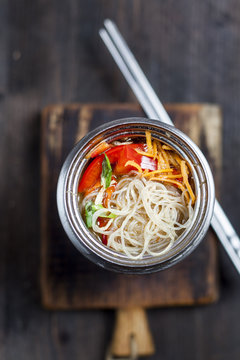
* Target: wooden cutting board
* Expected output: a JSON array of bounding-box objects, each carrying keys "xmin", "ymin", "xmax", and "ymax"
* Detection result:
[{"xmin": 40, "ymin": 103, "xmax": 221, "ymax": 309}]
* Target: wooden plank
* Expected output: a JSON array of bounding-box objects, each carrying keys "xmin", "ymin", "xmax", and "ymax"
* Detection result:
[{"xmin": 40, "ymin": 103, "xmax": 221, "ymax": 309}]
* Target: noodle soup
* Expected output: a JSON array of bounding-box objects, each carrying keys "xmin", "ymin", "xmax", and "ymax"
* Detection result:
[
  {"xmin": 78, "ymin": 131, "xmax": 196, "ymax": 260},
  {"xmin": 57, "ymin": 118, "xmax": 214, "ymax": 273}
]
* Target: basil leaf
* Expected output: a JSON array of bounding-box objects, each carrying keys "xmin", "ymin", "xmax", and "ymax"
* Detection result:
[{"xmin": 101, "ymin": 154, "xmax": 112, "ymax": 189}]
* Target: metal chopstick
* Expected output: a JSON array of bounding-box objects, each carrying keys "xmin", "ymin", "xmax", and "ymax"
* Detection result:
[
  {"xmin": 99, "ymin": 19, "xmax": 240, "ymax": 275},
  {"xmin": 99, "ymin": 28, "xmax": 159, "ymax": 120},
  {"xmin": 211, "ymin": 200, "xmax": 240, "ymax": 274},
  {"xmin": 102, "ymin": 19, "xmax": 173, "ymax": 126}
]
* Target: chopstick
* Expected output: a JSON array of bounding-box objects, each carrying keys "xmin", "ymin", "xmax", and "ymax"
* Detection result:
[
  {"xmin": 99, "ymin": 26, "xmax": 159, "ymax": 120},
  {"xmin": 100, "ymin": 20, "xmax": 172, "ymax": 126},
  {"xmin": 99, "ymin": 19, "xmax": 240, "ymax": 275},
  {"xmin": 211, "ymin": 201, "xmax": 240, "ymax": 273}
]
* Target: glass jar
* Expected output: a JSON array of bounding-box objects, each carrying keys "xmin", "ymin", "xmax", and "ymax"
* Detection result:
[{"xmin": 57, "ymin": 118, "xmax": 215, "ymax": 274}]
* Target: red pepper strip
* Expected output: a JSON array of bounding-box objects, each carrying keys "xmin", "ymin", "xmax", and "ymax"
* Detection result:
[
  {"xmin": 87, "ymin": 141, "xmax": 113, "ymax": 159},
  {"xmin": 84, "ymin": 180, "xmax": 101, "ymax": 196},
  {"xmin": 110, "ymin": 144, "xmax": 157, "ymax": 174},
  {"xmin": 78, "ymin": 145, "xmax": 132, "ymax": 192},
  {"xmin": 98, "ymin": 218, "xmax": 109, "ymax": 227},
  {"xmin": 102, "ymin": 234, "xmax": 108, "ymax": 245},
  {"xmin": 98, "ymin": 218, "xmax": 109, "ymax": 245},
  {"xmin": 78, "ymin": 144, "xmax": 158, "ymax": 192},
  {"xmin": 114, "ymin": 145, "xmax": 141, "ymax": 174},
  {"xmin": 78, "ymin": 155, "xmax": 103, "ymax": 192}
]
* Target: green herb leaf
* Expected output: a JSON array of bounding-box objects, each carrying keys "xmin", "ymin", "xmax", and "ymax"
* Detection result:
[
  {"xmin": 85, "ymin": 201, "xmax": 94, "ymax": 228},
  {"xmin": 99, "ymin": 212, "xmax": 117, "ymax": 219},
  {"xmin": 85, "ymin": 201, "xmax": 116, "ymax": 228},
  {"xmin": 92, "ymin": 204, "xmax": 104, "ymax": 212},
  {"xmin": 101, "ymin": 154, "xmax": 112, "ymax": 189}
]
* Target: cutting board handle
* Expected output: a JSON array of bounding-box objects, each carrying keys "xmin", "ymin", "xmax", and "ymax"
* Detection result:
[{"xmin": 110, "ymin": 308, "xmax": 155, "ymax": 358}]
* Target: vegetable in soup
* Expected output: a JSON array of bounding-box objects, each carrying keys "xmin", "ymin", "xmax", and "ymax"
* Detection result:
[{"xmin": 78, "ymin": 131, "xmax": 195, "ymax": 259}]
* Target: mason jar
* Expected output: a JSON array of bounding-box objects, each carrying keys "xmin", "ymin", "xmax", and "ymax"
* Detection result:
[{"xmin": 57, "ymin": 117, "xmax": 215, "ymax": 274}]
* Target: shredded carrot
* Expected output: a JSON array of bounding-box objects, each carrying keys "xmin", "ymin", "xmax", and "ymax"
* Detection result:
[
  {"xmin": 86, "ymin": 141, "xmax": 112, "ymax": 159},
  {"xmin": 174, "ymin": 154, "xmax": 182, "ymax": 166},
  {"xmin": 150, "ymin": 177, "xmax": 190, "ymax": 202},
  {"xmin": 167, "ymin": 152, "xmax": 179, "ymax": 167},
  {"xmin": 135, "ymin": 149, "xmax": 155, "ymax": 158},
  {"xmin": 161, "ymin": 148, "xmax": 170, "ymax": 168},
  {"xmin": 84, "ymin": 180, "xmax": 101, "ymax": 196},
  {"xmin": 156, "ymin": 142, "xmax": 167, "ymax": 169},
  {"xmin": 145, "ymin": 131, "xmax": 153, "ymax": 154},
  {"xmin": 156, "ymin": 174, "xmax": 185, "ymax": 179},
  {"xmin": 181, "ymin": 161, "xmax": 195, "ymax": 204},
  {"xmin": 125, "ymin": 160, "xmax": 143, "ymax": 173},
  {"xmin": 162, "ymin": 145, "xmax": 172, "ymax": 150},
  {"xmin": 143, "ymin": 133, "xmax": 195, "ymax": 204},
  {"xmin": 149, "ymin": 177, "xmax": 185, "ymax": 191},
  {"xmin": 158, "ymin": 143, "xmax": 179, "ymax": 167},
  {"xmin": 142, "ymin": 169, "xmax": 150, "ymax": 175},
  {"xmin": 142, "ymin": 169, "xmax": 173, "ymax": 177},
  {"xmin": 153, "ymin": 141, "xmax": 158, "ymax": 160},
  {"xmin": 157, "ymin": 153, "xmax": 166, "ymax": 169}
]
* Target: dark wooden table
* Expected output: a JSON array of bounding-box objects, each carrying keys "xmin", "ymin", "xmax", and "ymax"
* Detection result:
[{"xmin": 1, "ymin": 1, "xmax": 240, "ymax": 359}]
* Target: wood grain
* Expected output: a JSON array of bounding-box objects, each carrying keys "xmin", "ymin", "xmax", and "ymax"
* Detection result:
[
  {"xmin": 2, "ymin": 1, "xmax": 240, "ymax": 359},
  {"xmin": 41, "ymin": 103, "xmax": 221, "ymax": 309},
  {"xmin": 111, "ymin": 308, "xmax": 155, "ymax": 357}
]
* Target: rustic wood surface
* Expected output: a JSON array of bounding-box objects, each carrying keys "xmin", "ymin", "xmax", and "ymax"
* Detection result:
[
  {"xmin": 1, "ymin": 1, "xmax": 240, "ymax": 359},
  {"xmin": 41, "ymin": 103, "xmax": 220, "ymax": 309},
  {"xmin": 111, "ymin": 308, "xmax": 155, "ymax": 357}
]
